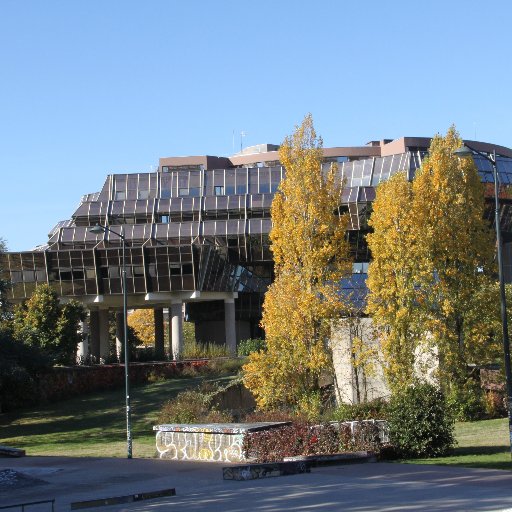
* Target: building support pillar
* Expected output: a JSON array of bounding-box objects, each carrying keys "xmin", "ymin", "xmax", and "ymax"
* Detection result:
[
  {"xmin": 115, "ymin": 311, "xmax": 124, "ymax": 362},
  {"xmin": 154, "ymin": 308, "xmax": 165, "ymax": 360},
  {"xmin": 77, "ymin": 319, "xmax": 89, "ymax": 363},
  {"xmin": 99, "ymin": 309, "xmax": 110, "ymax": 361},
  {"xmin": 89, "ymin": 310, "xmax": 100, "ymax": 362},
  {"xmin": 171, "ymin": 301, "xmax": 183, "ymax": 360},
  {"xmin": 224, "ymin": 298, "xmax": 237, "ymax": 356}
]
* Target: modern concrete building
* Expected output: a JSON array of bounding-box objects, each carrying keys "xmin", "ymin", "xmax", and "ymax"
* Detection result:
[{"xmin": 2, "ymin": 137, "xmax": 512, "ymax": 361}]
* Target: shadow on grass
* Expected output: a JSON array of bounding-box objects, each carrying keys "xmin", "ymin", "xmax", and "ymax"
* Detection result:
[
  {"xmin": 453, "ymin": 445, "xmax": 510, "ymax": 456},
  {"xmin": 0, "ymin": 374, "xmax": 237, "ymax": 448}
]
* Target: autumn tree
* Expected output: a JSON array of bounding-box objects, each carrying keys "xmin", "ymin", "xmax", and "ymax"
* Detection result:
[
  {"xmin": 243, "ymin": 114, "xmax": 352, "ymax": 413},
  {"xmin": 412, "ymin": 128, "xmax": 497, "ymax": 386},
  {"xmin": 366, "ymin": 172, "xmax": 421, "ymax": 391},
  {"xmin": 367, "ymin": 127, "xmax": 500, "ymax": 392},
  {"xmin": 128, "ymin": 309, "xmax": 155, "ymax": 347}
]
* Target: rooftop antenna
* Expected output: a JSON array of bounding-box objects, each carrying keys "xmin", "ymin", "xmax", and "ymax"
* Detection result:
[{"xmin": 240, "ymin": 131, "xmax": 246, "ymax": 153}]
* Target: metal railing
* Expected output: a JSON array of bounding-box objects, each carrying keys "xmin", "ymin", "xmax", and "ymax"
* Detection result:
[{"xmin": 0, "ymin": 499, "xmax": 55, "ymax": 512}]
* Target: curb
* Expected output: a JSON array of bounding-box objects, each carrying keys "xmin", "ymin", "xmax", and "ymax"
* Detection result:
[
  {"xmin": 70, "ymin": 488, "xmax": 176, "ymax": 510},
  {"xmin": 223, "ymin": 461, "xmax": 309, "ymax": 481},
  {"xmin": 284, "ymin": 451, "xmax": 377, "ymax": 467}
]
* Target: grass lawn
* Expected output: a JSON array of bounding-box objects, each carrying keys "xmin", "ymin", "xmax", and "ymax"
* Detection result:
[
  {"xmin": 403, "ymin": 418, "xmax": 512, "ymax": 471},
  {"xmin": 0, "ymin": 375, "xmax": 234, "ymax": 458}
]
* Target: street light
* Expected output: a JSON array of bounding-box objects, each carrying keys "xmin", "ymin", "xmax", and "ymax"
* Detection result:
[
  {"xmin": 454, "ymin": 144, "xmax": 512, "ymax": 456},
  {"xmin": 89, "ymin": 223, "xmax": 132, "ymax": 459}
]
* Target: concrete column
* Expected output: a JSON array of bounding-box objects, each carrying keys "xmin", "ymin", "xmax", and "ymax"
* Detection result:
[
  {"xmin": 99, "ymin": 309, "xmax": 110, "ymax": 361},
  {"xmin": 154, "ymin": 308, "xmax": 165, "ymax": 360},
  {"xmin": 224, "ymin": 298, "xmax": 237, "ymax": 356},
  {"xmin": 89, "ymin": 310, "xmax": 100, "ymax": 362},
  {"xmin": 115, "ymin": 311, "xmax": 124, "ymax": 361},
  {"xmin": 77, "ymin": 319, "xmax": 89, "ymax": 363},
  {"xmin": 171, "ymin": 301, "xmax": 183, "ymax": 360}
]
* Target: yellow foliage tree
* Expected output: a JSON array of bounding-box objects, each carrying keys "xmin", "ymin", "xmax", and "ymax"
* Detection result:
[
  {"xmin": 366, "ymin": 172, "xmax": 420, "ymax": 391},
  {"xmin": 367, "ymin": 127, "xmax": 500, "ymax": 391},
  {"xmin": 243, "ymin": 114, "xmax": 352, "ymax": 412},
  {"xmin": 128, "ymin": 309, "xmax": 154, "ymax": 347},
  {"xmin": 412, "ymin": 127, "xmax": 497, "ymax": 384}
]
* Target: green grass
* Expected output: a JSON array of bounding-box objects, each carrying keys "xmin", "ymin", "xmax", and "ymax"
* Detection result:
[
  {"xmin": 0, "ymin": 375, "xmax": 234, "ymax": 458},
  {"xmin": 402, "ymin": 418, "xmax": 512, "ymax": 470}
]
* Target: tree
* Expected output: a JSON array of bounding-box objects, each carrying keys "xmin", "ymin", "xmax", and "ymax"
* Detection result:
[
  {"xmin": 0, "ymin": 238, "xmax": 11, "ymax": 321},
  {"xmin": 412, "ymin": 128, "xmax": 497, "ymax": 386},
  {"xmin": 128, "ymin": 309, "xmax": 155, "ymax": 347},
  {"xmin": 367, "ymin": 127, "xmax": 500, "ymax": 392},
  {"xmin": 366, "ymin": 172, "xmax": 420, "ymax": 392},
  {"xmin": 243, "ymin": 114, "xmax": 353, "ymax": 412},
  {"xmin": 13, "ymin": 284, "xmax": 85, "ymax": 364}
]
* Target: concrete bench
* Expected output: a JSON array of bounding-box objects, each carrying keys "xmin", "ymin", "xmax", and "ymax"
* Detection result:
[{"xmin": 153, "ymin": 422, "xmax": 290, "ymax": 463}]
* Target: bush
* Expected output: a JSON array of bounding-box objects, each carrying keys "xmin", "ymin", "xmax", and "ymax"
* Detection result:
[
  {"xmin": 183, "ymin": 340, "xmax": 230, "ymax": 359},
  {"xmin": 237, "ymin": 338, "xmax": 266, "ymax": 356},
  {"xmin": 483, "ymin": 390, "xmax": 507, "ymax": 419},
  {"xmin": 446, "ymin": 380, "xmax": 484, "ymax": 421},
  {"xmin": 0, "ymin": 327, "xmax": 51, "ymax": 411},
  {"xmin": 330, "ymin": 398, "xmax": 389, "ymax": 421},
  {"xmin": 387, "ymin": 382, "xmax": 454, "ymax": 458},
  {"xmin": 156, "ymin": 382, "xmax": 233, "ymax": 424},
  {"xmin": 243, "ymin": 421, "xmax": 382, "ymax": 463}
]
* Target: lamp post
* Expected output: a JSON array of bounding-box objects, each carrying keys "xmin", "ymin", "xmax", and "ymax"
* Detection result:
[
  {"xmin": 454, "ymin": 144, "xmax": 512, "ymax": 456},
  {"xmin": 89, "ymin": 223, "xmax": 132, "ymax": 459}
]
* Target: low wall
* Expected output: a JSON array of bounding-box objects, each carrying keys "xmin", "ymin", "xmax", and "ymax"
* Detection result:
[
  {"xmin": 153, "ymin": 422, "xmax": 289, "ymax": 463},
  {"xmin": 35, "ymin": 360, "xmax": 209, "ymax": 404}
]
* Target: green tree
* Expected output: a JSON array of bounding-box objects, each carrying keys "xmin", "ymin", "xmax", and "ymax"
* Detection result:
[
  {"xmin": 243, "ymin": 114, "xmax": 352, "ymax": 412},
  {"xmin": 13, "ymin": 284, "xmax": 85, "ymax": 364}
]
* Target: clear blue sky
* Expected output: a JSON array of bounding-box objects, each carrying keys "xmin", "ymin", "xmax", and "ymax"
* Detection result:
[{"xmin": 1, "ymin": 0, "xmax": 511, "ymax": 251}]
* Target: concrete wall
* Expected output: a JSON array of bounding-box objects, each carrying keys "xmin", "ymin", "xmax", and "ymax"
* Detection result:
[
  {"xmin": 330, "ymin": 317, "xmax": 439, "ymax": 404},
  {"xmin": 330, "ymin": 317, "xmax": 389, "ymax": 404}
]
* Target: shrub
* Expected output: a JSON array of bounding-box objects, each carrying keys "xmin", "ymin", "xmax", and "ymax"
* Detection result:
[
  {"xmin": 156, "ymin": 381, "xmax": 233, "ymax": 424},
  {"xmin": 483, "ymin": 390, "xmax": 507, "ymax": 419},
  {"xmin": 0, "ymin": 327, "xmax": 51, "ymax": 411},
  {"xmin": 446, "ymin": 380, "xmax": 484, "ymax": 421},
  {"xmin": 387, "ymin": 382, "xmax": 454, "ymax": 458},
  {"xmin": 237, "ymin": 338, "xmax": 266, "ymax": 356},
  {"xmin": 330, "ymin": 398, "xmax": 389, "ymax": 421},
  {"xmin": 243, "ymin": 421, "xmax": 381, "ymax": 463},
  {"xmin": 183, "ymin": 340, "xmax": 230, "ymax": 359}
]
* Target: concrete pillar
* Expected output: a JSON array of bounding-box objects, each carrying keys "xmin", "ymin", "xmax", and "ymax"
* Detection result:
[
  {"xmin": 154, "ymin": 308, "xmax": 165, "ymax": 360},
  {"xmin": 77, "ymin": 319, "xmax": 89, "ymax": 363},
  {"xmin": 224, "ymin": 298, "xmax": 237, "ymax": 356},
  {"xmin": 99, "ymin": 309, "xmax": 110, "ymax": 361},
  {"xmin": 89, "ymin": 310, "xmax": 100, "ymax": 361},
  {"xmin": 171, "ymin": 301, "xmax": 183, "ymax": 360},
  {"xmin": 115, "ymin": 311, "xmax": 124, "ymax": 361}
]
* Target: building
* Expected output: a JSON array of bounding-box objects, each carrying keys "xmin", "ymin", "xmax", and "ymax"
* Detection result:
[{"xmin": 2, "ymin": 137, "xmax": 512, "ymax": 362}]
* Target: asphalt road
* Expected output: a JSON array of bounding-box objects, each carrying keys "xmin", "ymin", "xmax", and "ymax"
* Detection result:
[{"xmin": 1, "ymin": 456, "xmax": 512, "ymax": 511}]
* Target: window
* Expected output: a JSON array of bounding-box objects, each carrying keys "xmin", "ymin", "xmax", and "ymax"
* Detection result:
[
  {"xmin": 138, "ymin": 189, "xmax": 149, "ymax": 200},
  {"xmin": 189, "ymin": 187, "xmax": 201, "ymax": 197},
  {"xmin": 161, "ymin": 215, "xmax": 170, "ymax": 224},
  {"xmin": 115, "ymin": 191, "xmax": 126, "ymax": 201},
  {"xmin": 179, "ymin": 188, "xmax": 189, "ymax": 196},
  {"xmin": 214, "ymin": 186, "xmax": 224, "ymax": 196},
  {"xmin": 236, "ymin": 184, "xmax": 247, "ymax": 195}
]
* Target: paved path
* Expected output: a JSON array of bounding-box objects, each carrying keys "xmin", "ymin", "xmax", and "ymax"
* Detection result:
[{"xmin": 1, "ymin": 457, "xmax": 512, "ymax": 511}]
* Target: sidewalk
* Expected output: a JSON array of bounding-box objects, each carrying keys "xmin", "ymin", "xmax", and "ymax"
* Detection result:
[{"xmin": 2, "ymin": 456, "xmax": 512, "ymax": 511}]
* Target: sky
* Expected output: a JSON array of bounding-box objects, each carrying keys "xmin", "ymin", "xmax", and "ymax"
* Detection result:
[{"xmin": 1, "ymin": 0, "xmax": 511, "ymax": 251}]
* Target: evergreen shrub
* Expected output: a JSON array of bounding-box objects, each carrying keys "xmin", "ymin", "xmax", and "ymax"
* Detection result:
[{"xmin": 388, "ymin": 382, "xmax": 454, "ymax": 458}]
